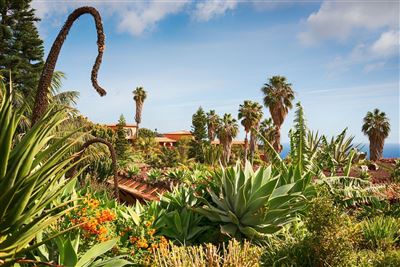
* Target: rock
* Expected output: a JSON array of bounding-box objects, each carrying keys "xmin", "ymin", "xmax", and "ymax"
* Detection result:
[
  {"xmin": 368, "ymin": 162, "xmax": 379, "ymax": 171},
  {"xmin": 360, "ymin": 165, "xmax": 369, "ymax": 172}
]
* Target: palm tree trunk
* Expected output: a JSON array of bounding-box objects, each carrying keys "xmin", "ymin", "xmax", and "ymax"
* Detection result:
[
  {"xmin": 274, "ymin": 126, "xmax": 282, "ymax": 153},
  {"xmin": 32, "ymin": 7, "xmax": 107, "ymax": 125},
  {"xmin": 226, "ymin": 142, "xmax": 232, "ymax": 165},
  {"xmin": 249, "ymin": 129, "xmax": 257, "ymax": 163},
  {"xmin": 244, "ymin": 131, "xmax": 248, "ymax": 161},
  {"xmin": 135, "ymin": 102, "xmax": 142, "ymax": 139},
  {"xmin": 69, "ymin": 137, "xmax": 119, "ymax": 201},
  {"xmin": 136, "ymin": 122, "xmax": 140, "ymax": 139},
  {"xmin": 370, "ymin": 136, "xmax": 384, "ymax": 161}
]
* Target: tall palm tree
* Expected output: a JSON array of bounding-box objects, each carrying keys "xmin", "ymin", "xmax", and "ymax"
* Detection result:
[
  {"xmin": 238, "ymin": 100, "xmax": 263, "ymax": 161},
  {"xmin": 207, "ymin": 109, "xmax": 220, "ymax": 141},
  {"xmin": 133, "ymin": 86, "xmax": 147, "ymax": 138},
  {"xmin": 261, "ymin": 75, "xmax": 295, "ymax": 153},
  {"xmin": 217, "ymin": 113, "xmax": 239, "ymax": 165},
  {"xmin": 362, "ymin": 109, "xmax": 390, "ymax": 161}
]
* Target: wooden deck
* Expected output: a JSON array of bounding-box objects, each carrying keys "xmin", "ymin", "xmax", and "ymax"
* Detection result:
[{"xmin": 108, "ymin": 176, "xmax": 168, "ymax": 203}]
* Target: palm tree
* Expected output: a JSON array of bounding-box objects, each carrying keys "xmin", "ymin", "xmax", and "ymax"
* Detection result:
[
  {"xmin": 133, "ymin": 86, "xmax": 147, "ymax": 138},
  {"xmin": 207, "ymin": 110, "xmax": 220, "ymax": 141},
  {"xmin": 238, "ymin": 100, "xmax": 263, "ymax": 161},
  {"xmin": 259, "ymin": 118, "xmax": 277, "ymax": 157},
  {"xmin": 32, "ymin": 7, "xmax": 107, "ymax": 125},
  {"xmin": 362, "ymin": 109, "xmax": 390, "ymax": 161},
  {"xmin": 217, "ymin": 113, "xmax": 239, "ymax": 165},
  {"xmin": 261, "ymin": 75, "xmax": 295, "ymax": 153}
]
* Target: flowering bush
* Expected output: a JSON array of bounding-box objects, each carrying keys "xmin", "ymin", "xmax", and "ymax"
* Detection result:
[{"xmin": 63, "ymin": 192, "xmax": 169, "ymax": 265}]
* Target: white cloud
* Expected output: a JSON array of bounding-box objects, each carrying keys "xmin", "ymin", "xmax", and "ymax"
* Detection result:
[
  {"xmin": 370, "ymin": 30, "xmax": 400, "ymax": 58},
  {"xmin": 326, "ymin": 29, "xmax": 400, "ymax": 76},
  {"xmin": 32, "ymin": 0, "xmax": 190, "ymax": 37},
  {"xmin": 298, "ymin": 1, "xmax": 399, "ymax": 45},
  {"xmin": 117, "ymin": 1, "xmax": 189, "ymax": 35},
  {"xmin": 299, "ymin": 1, "xmax": 399, "ymax": 74},
  {"xmin": 193, "ymin": 0, "xmax": 238, "ymax": 21}
]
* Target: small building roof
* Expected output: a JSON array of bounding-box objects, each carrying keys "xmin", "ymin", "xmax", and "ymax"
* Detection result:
[
  {"xmin": 105, "ymin": 124, "xmax": 137, "ymax": 128},
  {"xmin": 155, "ymin": 137, "xmax": 177, "ymax": 143},
  {"xmin": 164, "ymin": 130, "xmax": 192, "ymax": 135},
  {"xmin": 211, "ymin": 139, "xmax": 245, "ymax": 145}
]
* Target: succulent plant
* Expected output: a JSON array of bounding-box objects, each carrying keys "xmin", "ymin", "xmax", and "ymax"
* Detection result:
[{"xmin": 196, "ymin": 162, "xmax": 314, "ymax": 239}]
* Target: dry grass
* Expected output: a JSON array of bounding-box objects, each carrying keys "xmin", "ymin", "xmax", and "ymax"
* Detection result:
[{"xmin": 153, "ymin": 239, "xmax": 262, "ymax": 267}]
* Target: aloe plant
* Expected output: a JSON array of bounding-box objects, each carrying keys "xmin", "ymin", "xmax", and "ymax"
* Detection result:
[
  {"xmin": 196, "ymin": 162, "xmax": 314, "ymax": 239},
  {"xmin": 0, "ymin": 85, "xmax": 83, "ymax": 262}
]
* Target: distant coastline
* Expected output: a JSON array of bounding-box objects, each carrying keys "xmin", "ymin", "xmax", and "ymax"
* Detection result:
[{"xmin": 280, "ymin": 143, "xmax": 400, "ymax": 159}]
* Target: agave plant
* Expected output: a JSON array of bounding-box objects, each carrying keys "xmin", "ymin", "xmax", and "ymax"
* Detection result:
[
  {"xmin": 317, "ymin": 176, "xmax": 384, "ymax": 208},
  {"xmin": 196, "ymin": 162, "xmax": 314, "ymax": 239},
  {"xmin": 153, "ymin": 186, "xmax": 209, "ymax": 244},
  {"xmin": 319, "ymin": 128, "xmax": 360, "ymax": 174},
  {"xmin": 0, "ymin": 86, "xmax": 83, "ymax": 262}
]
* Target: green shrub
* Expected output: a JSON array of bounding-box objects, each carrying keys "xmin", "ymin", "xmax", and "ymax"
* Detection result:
[
  {"xmin": 391, "ymin": 160, "xmax": 400, "ymax": 182},
  {"xmin": 357, "ymin": 249, "xmax": 400, "ymax": 267},
  {"xmin": 361, "ymin": 216, "xmax": 399, "ymax": 251},
  {"xmin": 147, "ymin": 168, "xmax": 164, "ymax": 182},
  {"xmin": 305, "ymin": 197, "xmax": 360, "ymax": 266},
  {"xmin": 261, "ymin": 197, "xmax": 360, "ymax": 267},
  {"xmin": 126, "ymin": 165, "xmax": 140, "ymax": 178},
  {"xmin": 150, "ymin": 147, "xmax": 179, "ymax": 168}
]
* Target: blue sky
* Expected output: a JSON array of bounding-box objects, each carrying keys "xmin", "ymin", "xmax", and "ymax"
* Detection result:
[{"xmin": 32, "ymin": 0, "xmax": 399, "ymax": 143}]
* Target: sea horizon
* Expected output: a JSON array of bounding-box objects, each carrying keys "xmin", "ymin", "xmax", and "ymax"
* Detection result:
[{"xmin": 280, "ymin": 143, "xmax": 400, "ymax": 159}]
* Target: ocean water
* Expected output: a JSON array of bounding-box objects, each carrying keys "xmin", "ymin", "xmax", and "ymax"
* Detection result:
[{"xmin": 280, "ymin": 143, "xmax": 400, "ymax": 159}]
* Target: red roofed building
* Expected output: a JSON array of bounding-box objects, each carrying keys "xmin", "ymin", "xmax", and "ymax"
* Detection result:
[
  {"xmin": 163, "ymin": 130, "xmax": 193, "ymax": 141},
  {"xmin": 105, "ymin": 124, "xmax": 137, "ymax": 142}
]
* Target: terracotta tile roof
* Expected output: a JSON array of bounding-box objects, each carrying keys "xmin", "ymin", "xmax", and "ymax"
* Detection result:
[
  {"xmin": 108, "ymin": 177, "xmax": 168, "ymax": 202},
  {"xmin": 211, "ymin": 139, "xmax": 245, "ymax": 145},
  {"xmin": 105, "ymin": 124, "xmax": 137, "ymax": 128},
  {"xmin": 155, "ymin": 137, "xmax": 177, "ymax": 143},
  {"xmin": 164, "ymin": 130, "xmax": 192, "ymax": 135}
]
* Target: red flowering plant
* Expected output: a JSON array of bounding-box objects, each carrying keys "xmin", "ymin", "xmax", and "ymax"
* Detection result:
[
  {"xmin": 63, "ymin": 189, "xmax": 169, "ymax": 265},
  {"xmin": 64, "ymin": 194, "xmax": 117, "ymax": 246}
]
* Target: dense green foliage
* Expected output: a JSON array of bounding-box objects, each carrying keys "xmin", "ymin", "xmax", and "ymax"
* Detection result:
[
  {"xmin": 0, "ymin": 86, "xmax": 79, "ymax": 262},
  {"xmin": 1, "ymin": 3, "xmax": 399, "ymax": 266},
  {"xmin": 189, "ymin": 107, "xmax": 208, "ymax": 162},
  {"xmin": 115, "ymin": 114, "xmax": 130, "ymax": 160},
  {"xmin": 0, "ymin": 0, "xmax": 44, "ymax": 97}
]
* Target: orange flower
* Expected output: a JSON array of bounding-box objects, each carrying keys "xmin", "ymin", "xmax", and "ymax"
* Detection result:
[
  {"xmin": 129, "ymin": 236, "xmax": 138, "ymax": 244},
  {"xmin": 147, "ymin": 229, "xmax": 156, "ymax": 236},
  {"xmin": 136, "ymin": 239, "xmax": 148, "ymax": 249}
]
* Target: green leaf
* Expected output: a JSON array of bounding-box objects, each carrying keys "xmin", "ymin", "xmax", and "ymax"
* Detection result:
[{"xmin": 76, "ymin": 238, "xmax": 119, "ymax": 267}]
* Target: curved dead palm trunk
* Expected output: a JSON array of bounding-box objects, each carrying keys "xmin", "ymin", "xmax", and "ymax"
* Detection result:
[
  {"xmin": 70, "ymin": 137, "xmax": 119, "ymax": 201},
  {"xmin": 32, "ymin": 6, "xmax": 107, "ymax": 124}
]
